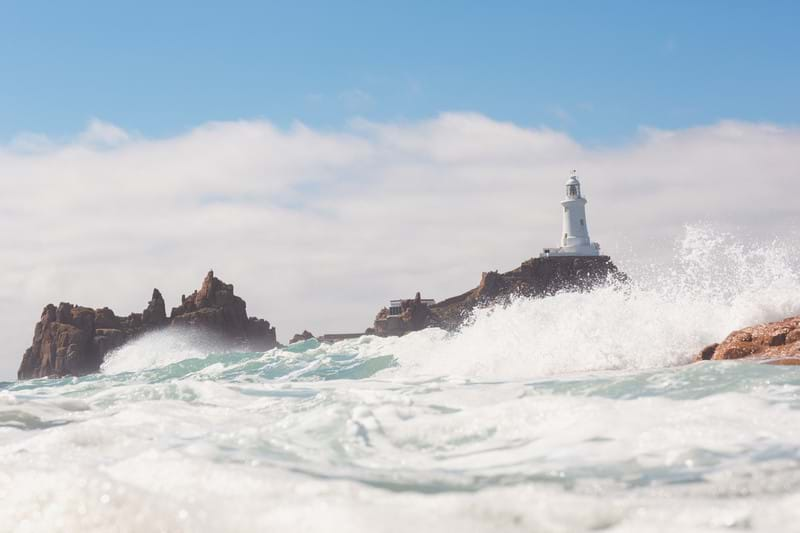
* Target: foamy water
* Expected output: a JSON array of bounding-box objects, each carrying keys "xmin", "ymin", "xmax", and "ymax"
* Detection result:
[{"xmin": 2, "ymin": 227, "xmax": 800, "ymax": 532}]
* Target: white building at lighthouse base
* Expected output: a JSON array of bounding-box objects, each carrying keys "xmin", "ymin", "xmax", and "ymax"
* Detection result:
[{"xmin": 541, "ymin": 242, "xmax": 600, "ymax": 257}]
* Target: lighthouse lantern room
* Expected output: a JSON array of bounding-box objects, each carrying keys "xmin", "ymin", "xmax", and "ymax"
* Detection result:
[{"xmin": 540, "ymin": 171, "xmax": 601, "ymax": 257}]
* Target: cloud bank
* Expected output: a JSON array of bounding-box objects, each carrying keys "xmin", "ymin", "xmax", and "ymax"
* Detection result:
[{"xmin": 2, "ymin": 113, "xmax": 799, "ymax": 379}]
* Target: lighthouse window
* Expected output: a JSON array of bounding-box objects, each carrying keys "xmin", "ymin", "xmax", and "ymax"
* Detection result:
[
  {"xmin": 580, "ymin": 218, "xmax": 585, "ymax": 226},
  {"xmin": 568, "ymin": 185, "xmax": 578, "ymax": 197}
]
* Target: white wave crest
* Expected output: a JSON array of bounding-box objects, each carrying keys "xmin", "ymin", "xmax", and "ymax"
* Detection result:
[
  {"xmin": 101, "ymin": 328, "xmax": 229, "ymax": 374},
  {"xmin": 380, "ymin": 226, "xmax": 800, "ymax": 379},
  {"xmin": 99, "ymin": 226, "xmax": 800, "ymax": 381}
]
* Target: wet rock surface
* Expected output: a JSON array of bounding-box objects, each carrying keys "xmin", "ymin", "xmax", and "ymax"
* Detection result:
[
  {"xmin": 18, "ymin": 271, "xmax": 277, "ymax": 379},
  {"xmin": 696, "ymin": 316, "xmax": 800, "ymax": 364}
]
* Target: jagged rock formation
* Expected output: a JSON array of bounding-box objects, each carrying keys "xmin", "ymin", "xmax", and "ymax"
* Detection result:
[
  {"xmin": 373, "ymin": 292, "xmax": 442, "ymax": 337},
  {"xmin": 170, "ymin": 272, "xmax": 275, "ymax": 349},
  {"xmin": 696, "ymin": 316, "xmax": 800, "ymax": 364},
  {"xmin": 373, "ymin": 255, "xmax": 625, "ymax": 336},
  {"xmin": 18, "ymin": 271, "xmax": 277, "ymax": 380},
  {"xmin": 289, "ymin": 330, "xmax": 315, "ymax": 344}
]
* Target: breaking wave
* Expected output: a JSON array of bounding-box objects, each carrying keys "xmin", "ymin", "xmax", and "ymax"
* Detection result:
[
  {"xmin": 98, "ymin": 226, "xmax": 800, "ymax": 381},
  {"xmin": 4, "ymin": 226, "xmax": 800, "ymax": 533}
]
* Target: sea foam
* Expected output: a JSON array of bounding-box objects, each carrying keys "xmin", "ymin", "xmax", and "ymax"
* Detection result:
[
  {"xmin": 4, "ymin": 227, "xmax": 800, "ymax": 533},
  {"xmin": 99, "ymin": 225, "xmax": 800, "ymax": 382},
  {"xmin": 388, "ymin": 226, "xmax": 800, "ymax": 379}
]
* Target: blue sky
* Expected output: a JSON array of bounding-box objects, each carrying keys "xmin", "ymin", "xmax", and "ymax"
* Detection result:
[
  {"xmin": 3, "ymin": 1, "xmax": 800, "ymax": 379},
  {"xmin": 1, "ymin": 0, "xmax": 798, "ymax": 144}
]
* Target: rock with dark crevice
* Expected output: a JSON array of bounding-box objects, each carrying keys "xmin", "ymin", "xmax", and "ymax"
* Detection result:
[{"xmin": 695, "ymin": 316, "xmax": 800, "ymax": 364}]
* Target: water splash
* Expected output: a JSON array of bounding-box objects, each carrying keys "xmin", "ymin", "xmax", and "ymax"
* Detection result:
[
  {"xmin": 3, "ymin": 227, "xmax": 800, "ymax": 533},
  {"xmin": 389, "ymin": 226, "xmax": 800, "ymax": 379},
  {"xmin": 101, "ymin": 328, "xmax": 226, "ymax": 374},
  {"xmin": 94, "ymin": 226, "xmax": 800, "ymax": 382}
]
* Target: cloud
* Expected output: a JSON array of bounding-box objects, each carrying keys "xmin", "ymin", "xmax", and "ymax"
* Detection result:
[
  {"xmin": 8, "ymin": 132, "xmax": 55, "ymax": 153},
  {"xmin": 78, "ymin": 118, "xmax": 131, "ymax": 146},
  {"xmin": 1, "ymin": 113, "xmax": 799, "ymax": 379}
]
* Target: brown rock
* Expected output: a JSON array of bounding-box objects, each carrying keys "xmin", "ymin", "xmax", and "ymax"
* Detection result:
[
  {"xmin": 92, "ymin": 329, "xmax": 128, "ymax": 359},
  {"xmin": 169, "ymin": 272, "xmax": 277, "ymax": 349},
  {"xmin": 719, "ymin": 345, "xmax": 756, "ymax": 360},
  {"xmin": 17, "ymin": 304, "xmax": 99, "ymax": 379},
  {"xmin": 696, "ymin": 316, "xmax": 800, "ymax": 363},
  {"xmin": 246, "ymin": 317, "xmax": 278, "ymax": 351},
  {"xmin": 372, "ymin": 255, "xmax": 626, "ymax": 336},
  {"xmin": 697, "ymin": 343, "xmax": 718, "ymax": 361},
  {"xmin": 171, "ymin": 271, "xmax": 251, "ymax": 340},
  {"xmin": 373, "ymin": 292, "xmax": 441, "ymax": 337},
  {"xmin": 18, "ymin": 271, "xmax": 278, "ymax": 380},
  {"xmin": 142, "ymin": 289, "xmax": 167, "ymax": 326},
  {"xmin": 94, "ymin": 308, "xmax": 121, "ymax": 329},
  {"xmin": 290, "ymin": 330, "xmax": 315, "ymax": 344}
]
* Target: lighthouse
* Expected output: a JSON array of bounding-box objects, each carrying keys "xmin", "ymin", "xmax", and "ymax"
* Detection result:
[{"xmin": 540, "ymin": 171, "xmax": 601, "ymax": 257}]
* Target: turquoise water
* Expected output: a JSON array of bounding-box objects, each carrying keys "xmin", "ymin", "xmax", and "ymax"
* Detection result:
[
  {"xmin": 2, "ymin": 330, "xmax": 800, "ymax": 532},
  {"xmin": 2, "ymin": 228, "xmax": 800, "ymax": 532}
]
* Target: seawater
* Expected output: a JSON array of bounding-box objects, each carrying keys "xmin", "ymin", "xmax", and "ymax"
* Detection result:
[{"xmin": 2, "ymin": 227, "xmax": 800, "ymax": 532}]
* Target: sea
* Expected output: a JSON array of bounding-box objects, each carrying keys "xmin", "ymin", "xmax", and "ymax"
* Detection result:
[{"xmin": 2, "ymin": 227, "xmax": 800, "ymax": 532}]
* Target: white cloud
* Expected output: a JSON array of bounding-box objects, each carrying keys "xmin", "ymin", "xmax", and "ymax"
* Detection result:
[
  {"xmin": 8, "ymin": 132, "xmax": 56, "ymax": 153},
  {"xmin": 1, "ymin": 113, "xmax": 799, "ymax": 379},
  {"xmin": 78, "ymin": 118, "xmax": 131, "ymax": 146}
]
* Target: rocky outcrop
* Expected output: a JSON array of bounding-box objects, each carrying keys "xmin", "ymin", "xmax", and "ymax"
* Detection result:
[
  {"xmin": 695, "ymin": 316, "xmax": 800, "ymax": 364},
  {"xmin": 289, "ymin": 330, "xmax": 315, "ymax": 344},
  {"xmin": 373, "ymin": 292, "xmax": 442, "ymax": 337},
  {"xmin": 142, "ymin": 289, "xmax": 167, "ymax": 325},
  {"xmin": 18, "ymin": 271, "xmax": 277, "ymax": 380},
  {"xmin": 169, "ymin": 271, "xmax": 275, "ymax": 350},
  {"xmin": 373, "ymin": 255, "xmax": 625, "ymax": 336}
]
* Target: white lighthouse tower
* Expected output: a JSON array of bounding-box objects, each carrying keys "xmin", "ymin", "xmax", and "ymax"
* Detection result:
[{"xmin": 540, "ymin": 171, "xmax": 601, "ymax": 257}]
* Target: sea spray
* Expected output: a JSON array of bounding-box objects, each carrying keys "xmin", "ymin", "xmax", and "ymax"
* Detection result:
[
  {"xmin": 95, "ymin": 227, "xmax": 800, "ymax": 382},
  {"xmin": 101, "ymin": 328, "xmax": 224, "ymax": 374},
  {"xmin": 3, "ymin": 227, "xmax": 800, "ymax": 532},
  {"xmin": 387, "ymin": 225, "xmax": 800, "ymax": 379}
]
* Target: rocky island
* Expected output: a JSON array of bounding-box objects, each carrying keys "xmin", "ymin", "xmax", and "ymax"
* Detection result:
[
  {"xmin": 17, "ymin": 168, "xmax": 795, "ymax": 380},
  {"xmin": 17, "ymin": 271, "xmax": 277, "ymax": 379},
  {"xmin": 371, "ymin": 255, "xmax": 625, "ymax": 336}
]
